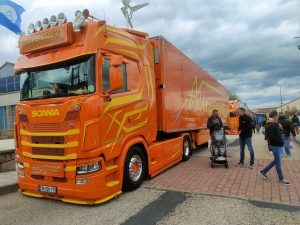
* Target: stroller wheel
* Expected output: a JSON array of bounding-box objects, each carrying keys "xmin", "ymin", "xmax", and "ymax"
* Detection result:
[
  {"xmin": 225, "ymin": 163, "xmax": 229, "ymax": 168},
  {"xmin": 211, "ymin": 163, "xmax": 215, "ymax": 168}
]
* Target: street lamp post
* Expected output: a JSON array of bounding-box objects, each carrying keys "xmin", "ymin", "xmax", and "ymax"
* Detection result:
[{"xmin": 279, "ymin": 85, "xmax": 283, "ymax": 113}]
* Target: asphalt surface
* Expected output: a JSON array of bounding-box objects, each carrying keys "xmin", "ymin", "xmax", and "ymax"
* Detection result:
[{"xmin": 1, "ymin": 188, "xmax": 300, "ymax": 225}]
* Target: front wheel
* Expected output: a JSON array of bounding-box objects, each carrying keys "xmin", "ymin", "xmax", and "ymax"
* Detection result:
[
  {"xmin": 182, "ymin": 136, "xmax": 191, "ymax": 161},
  {"xmin": 122, "ymin": 145, "xmax": 146, "ymax": 191}
]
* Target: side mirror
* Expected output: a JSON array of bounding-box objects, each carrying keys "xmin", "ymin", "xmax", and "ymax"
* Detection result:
[
  {"xmin": 110, "ymin": 55, "xmax": 123, "ymax": 67},
  {"xmin": 105, "ymin": 67, "xmax": 123, "ymax": 94}
]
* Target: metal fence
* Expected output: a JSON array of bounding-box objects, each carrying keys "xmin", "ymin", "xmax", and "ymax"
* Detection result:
[{"xmin": 0, "ymin": 117, "xmax": 15, "ymax": 130}]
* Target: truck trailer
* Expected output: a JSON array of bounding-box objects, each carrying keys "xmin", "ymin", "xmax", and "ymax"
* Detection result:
[{"xmin": 14, "ymin": 10, "xmax": 229, "ymax": 204}]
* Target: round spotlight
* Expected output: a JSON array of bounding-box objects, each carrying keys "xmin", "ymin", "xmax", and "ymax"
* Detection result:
[
  {"xmin": 34, "ymin": 20, "xmax": 42, "ymax": 32},
  {"xmin": 42, "ymin": 18, "xmax": 50, "ymax": 29},
  {"xmin": 57, "ymin": 12, "xmax": 67, "ymax": 25},
  {"xmin": 49, "ymin": 15, "xmax": 57, "ymax": 27},
  {"xmin": 28, "ymin": 23, "xmax": 35, "ymax": 34}
]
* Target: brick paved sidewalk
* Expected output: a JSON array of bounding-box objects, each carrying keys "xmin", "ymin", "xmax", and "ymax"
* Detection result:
[{"xmin": 142, "ymin": 135, "xmax": 300, "ymax": 205}]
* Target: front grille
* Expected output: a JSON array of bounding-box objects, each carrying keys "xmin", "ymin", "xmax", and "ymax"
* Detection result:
[
  {"xmin": 65, "ymin": 111, "xmax": 79, "ymax": 121},
  {"xmin": 32, "ymin": 148, "xmax": 65, "ymax": 156},
  {"xmin": 19, "ymin": 114, "xmax": 29, "ymax": 122},
  {"xmin": 53, "ymin": 177, "xmax": 68, "ymax": 183},
  {"xmin": 31, "ymin": 175, "xmax": 44, "ymax": 180},
  {"xmin": 31, "ymin": 136, "xmax": 65, "ymax": 144},
  {"xmin": 34, "ymin": 123, "xmax": 60, "ymax": 132}
]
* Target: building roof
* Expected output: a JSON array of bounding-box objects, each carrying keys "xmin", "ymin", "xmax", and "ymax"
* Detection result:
[
  {"xmin": 280, "ymin": 97, "xmax": 300, "ymax": 107},
  {"xmin": 253, "ymin": 107, "xmax": 278, "ymax": 114},
  {"xmin": 0, "ymin": 62, "xmax": 15, "ymax": 70}
]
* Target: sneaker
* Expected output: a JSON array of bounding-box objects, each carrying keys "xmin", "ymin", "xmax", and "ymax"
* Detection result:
[
  {"xmin": 279, "ymin": 179, "xmax": 291, "ymax": 186},
  {"xmin": 249, "ymin": 164, "xmax": 255, "ymax": 169},
  {"xmin": 260, "ymin": 171, "xmax": 268, "ymax": 180},
  {"xmin": 236, "ymin": 162, "xmax": 244, "ymax": 167}
]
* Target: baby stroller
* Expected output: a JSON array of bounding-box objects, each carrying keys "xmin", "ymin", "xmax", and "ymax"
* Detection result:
[{"xmin": 209, "ymin": 130, "xmax": 229, "ymax": 168}]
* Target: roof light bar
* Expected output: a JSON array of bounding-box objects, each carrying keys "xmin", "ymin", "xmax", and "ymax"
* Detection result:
[
  {"xmin": 49, "ymin": 15, "xmax": 58, "ymax": 27},
  {"xmin": 57, "ymin": 12, "xmax": 67, "ymax": 25},
  {"xmin": 42, "ymin": 18, "xmax": 50, "ymax": 30},
  {"xmin": 34, "ymin": 21, "xmax": 42, "ymax": 32},
  {"xmin": 28, "ymin": 23, "xmax": 35, "ymax": 34}
]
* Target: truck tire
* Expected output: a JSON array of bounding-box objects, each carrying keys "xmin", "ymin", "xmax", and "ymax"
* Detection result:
[
  {"xmin": 182, "ymin": 136, "xmax": 191, "ymax": 161},
  {"xmin": 122, "ymin": 145, "xmax": 146, "ymax": 191}
]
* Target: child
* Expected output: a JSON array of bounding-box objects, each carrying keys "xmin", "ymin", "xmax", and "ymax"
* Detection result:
[{"xmin": 255, "ymin": 124, "xmax": 260, "ymax": 133}]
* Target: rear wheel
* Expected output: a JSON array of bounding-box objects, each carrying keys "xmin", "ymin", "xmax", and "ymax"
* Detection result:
[
  {"xmin": 122, "ymin": 145, "xmax": 146, "ymax": 191},
  {"xmin": 182, "ymin": 136, "xmax": 191, "ymax": 161},
  {"xmin": 225, "ymin": 163, "xmax": 229, "ymax": 169}
]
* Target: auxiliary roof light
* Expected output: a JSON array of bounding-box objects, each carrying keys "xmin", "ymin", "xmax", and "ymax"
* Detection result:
[
  {"xmin": 49, "ymin": 15, "xmax": 58, "ymax": 27},
  {"xmin": 57, "ymin": 12, "xmax": 67, "ymax": 25},
  {"xmin": 34, "ymin": 20, "xmax": 42, "ymax": 32},
  {"xmin": 42, "ymin": 18, "xmax": 50, "ymax": 30},
  {"xmin": 28, "ymin": 23, "xmax": 35, "ymax": 34}
]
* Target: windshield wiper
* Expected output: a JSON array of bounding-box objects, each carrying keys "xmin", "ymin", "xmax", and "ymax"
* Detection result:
[
  {"xmin": 41, "ymin": 92, "xmax": 77, "ymax": 99},
  {"xmin": 21, "ymin": 93, "xmax": 77, "ymax": 101},
  {"xmin": 21, "ymin": 96, "xmax": 43, "ymax": 101}
]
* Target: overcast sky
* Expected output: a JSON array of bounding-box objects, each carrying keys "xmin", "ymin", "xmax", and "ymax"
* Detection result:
[{"xmin": 0, "ymin": 0, "xmax": 299, "ymax": 110}]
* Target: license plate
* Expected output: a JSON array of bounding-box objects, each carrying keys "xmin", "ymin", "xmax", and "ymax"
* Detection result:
[{"xmin": 38, "ymin": 185, "xmax": 57, "ymax": 194}]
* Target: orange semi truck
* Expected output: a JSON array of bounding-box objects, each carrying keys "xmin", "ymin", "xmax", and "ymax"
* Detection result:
[
  {"xmin": 228, "ymin": 100, "xmax": 239, "ymax": 134},
  {"xmin": 14, "ymin": 10, "xmax": 229, "ymax": 204}
]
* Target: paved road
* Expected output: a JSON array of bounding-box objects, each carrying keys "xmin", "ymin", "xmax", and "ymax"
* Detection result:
[{"xmin": 1, "ymin": 187, "xmax": 300, "ymax": 225}]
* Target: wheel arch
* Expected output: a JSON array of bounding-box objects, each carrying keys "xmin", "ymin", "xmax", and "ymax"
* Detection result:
[{"xmin": 119, "ymin": 135, "xmax": 150, "ymax": 180}]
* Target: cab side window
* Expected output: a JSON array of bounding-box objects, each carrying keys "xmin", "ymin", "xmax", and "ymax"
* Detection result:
[{"xmin": 102, "ymin": 58, "xmax": 127, "ymax": 94}]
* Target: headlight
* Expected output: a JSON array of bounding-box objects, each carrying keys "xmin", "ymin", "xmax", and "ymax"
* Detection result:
[
  {"xmin": 17, "ymin": 162, "xmax": 24, "ymax": 170},
  {"xmin": 77, "ymin": 162, "xmax": 100, "ymax": 174}
]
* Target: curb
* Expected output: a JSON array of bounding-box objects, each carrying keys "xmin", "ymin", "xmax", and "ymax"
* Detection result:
[
  {"xmin": 0, "ymin": 149, "xmax": 16, "ymax": 154},
  {"xmin": 0, "ymin": 183, "xmax": 19, "ymax": 196}
]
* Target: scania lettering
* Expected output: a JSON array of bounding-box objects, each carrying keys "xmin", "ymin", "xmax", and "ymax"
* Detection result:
[
  {"xmin": 14, "ymin": 10, "xmax": 229, "ymax": 204},
  {"xmin": 31, "ymin": 109, "xmax": 60, "ymax": 117}
]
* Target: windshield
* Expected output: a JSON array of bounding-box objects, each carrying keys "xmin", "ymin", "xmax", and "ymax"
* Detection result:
[{"xmin": 19, "ymin": 54, "xmax": 95, "ymax": 101}]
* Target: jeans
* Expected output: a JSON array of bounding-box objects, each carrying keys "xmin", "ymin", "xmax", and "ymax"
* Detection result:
[
  {"xmin": 283, "ymin": 136, "xmax": 291, "ymax": 156},
  {"xmin": 262, "ymin": 145, "xmax": 284, "ymax": 181},
  {"xmin": 239, "ymin": 137, "xmax": 255, "ymax": 165}
]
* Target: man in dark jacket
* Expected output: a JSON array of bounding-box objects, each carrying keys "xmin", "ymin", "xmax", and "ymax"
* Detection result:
[
  {"xmin": 278, "ymin": 115, "xmax": 296, "ymax": 156},
  {"xmin": 260, "ymin": 111, "xmax": 291, "ymax": 185},
  {"xmin": 291, "ymin": 114, "xmax": 299, "ymax": 135},
  {"xmin": 236, "ymin": 108, "xmax": 255, "ymax": 168},
  {"xmin": 207, "ymin": 109, "xmax": 224, "ymax": 135},
  {"xmin": 207, "ymin": 109, "xmax": 224, "ymax": 156}
]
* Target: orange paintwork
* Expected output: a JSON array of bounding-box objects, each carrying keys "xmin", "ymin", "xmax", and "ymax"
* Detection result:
[
  {"xmin": 14, "ymin": 15, "xmax": 229, "ymax": 204},
  {"xmin": 228, "ymin": 100, "xmax": 239, "ymax": 134}
]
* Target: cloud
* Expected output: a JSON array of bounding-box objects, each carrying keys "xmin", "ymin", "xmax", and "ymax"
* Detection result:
[{"xmin": 0, "ymin": 0, "xmax": 299, "ymax": 110}]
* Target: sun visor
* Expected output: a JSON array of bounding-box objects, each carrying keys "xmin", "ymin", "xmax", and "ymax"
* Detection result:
[{"xmin": 19, "ymin": 22, "xmax": 74, "ymax": 54}]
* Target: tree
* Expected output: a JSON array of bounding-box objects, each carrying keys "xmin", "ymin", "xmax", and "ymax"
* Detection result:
[
  {"xmin": 283, "ymin": 106, "xmax": 300, "ymax": 119},
  {"xmin": 229, "ymin": 91, "xmax": 239, "ymax": 101}
]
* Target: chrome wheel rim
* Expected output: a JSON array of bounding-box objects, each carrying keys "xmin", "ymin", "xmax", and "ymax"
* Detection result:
[
  {"xmin": 184, "ymin": 139, "xmax": 190, "ymax": 156},
  {"xmin": 129, "ymin": 155, "xmax": 142, "ymax": 181}
]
